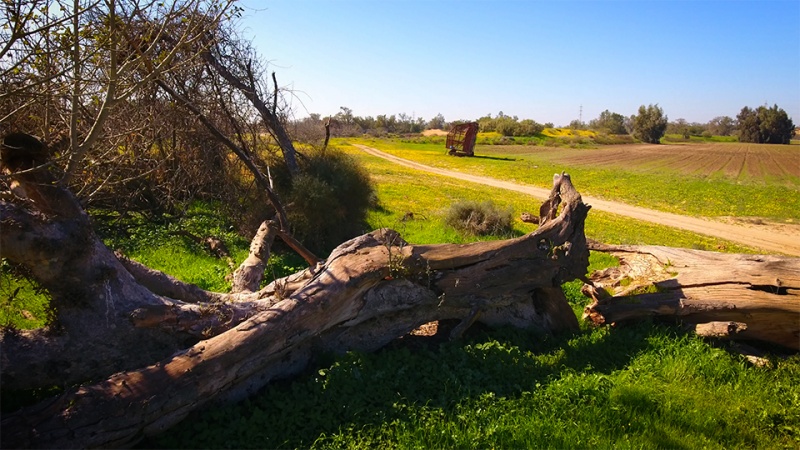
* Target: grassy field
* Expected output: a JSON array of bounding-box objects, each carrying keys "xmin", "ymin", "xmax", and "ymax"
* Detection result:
[
  {"xmin": 3, "ymin": 139, "xmax": 799, "ymax": 448},
  {"xmin": 343, "ymin": 144, "xmax": 756, "ymax": 252},
  {"xmin": 343, "ymin": 137, "xmax": 800, "ymax": 222},
  {"xmin": 151, "ymin": 322, "xmax": 800, "ymax": 449},
  {"xmin": 141, "ymin": 143, "xmax": 798, "ymax": 449}
]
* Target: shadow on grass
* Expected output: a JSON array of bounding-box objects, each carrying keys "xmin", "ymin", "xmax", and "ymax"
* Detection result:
[
  {"xmin": 142, "ymin": 320, "xmax": 676, "ymax": 449},
  {"xmin": 471, "ymin": 155, "xmax": 517, "ymax": 162}
]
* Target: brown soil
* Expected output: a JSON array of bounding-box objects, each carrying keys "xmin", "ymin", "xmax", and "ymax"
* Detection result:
[
  {"xmin": 557, "ymin": 143, "xmax": 800, "ymax": 182},
  {"xmin": 354, "ymin": 144, "xmax": 800, "ymax": 256}
]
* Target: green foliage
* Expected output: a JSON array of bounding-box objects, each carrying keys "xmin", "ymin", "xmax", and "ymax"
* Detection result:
[
  {"xmin": 708, "ymin": 115, "xmax": 735, "ymax": 136},
  {"xmin": 285, "ymin": 149, "xmax": 375, "ymax": 256},
  {"xmin": 738, "ymin": 104, "xmax": 795, "ymax": 144},
  {"xmin": 96, "ymin": 203, "xmax": 250, "ymax": 292},
  {"xmin": 737, "ymin": 106, "xmax": 761, "ymax": 143},
  {"xmin": 517, "ymin": 119, "xmax": 545, "ymax": 136},
  {"xmin": 666, "ymin": 118, "xmax": 708, "ymax": 138},
  {"xmin": 568, "ymin": 119, "xmax": 587, "ymax": 130},
  {"xmin": 477, "ymin": 113, "xmax": 545, "ymax": 137},
  {"xmin": 445, "ymin": 200, "xmax": 514, "ymax": 236},
  {"xmin": 589, "ymin": 109, "xmax": 627, "ymax": 134},
  {"xmin": 427, "ymin": 113, "xmax": 446, "ymax": 130},
  {"xmin": 662, "ymin": 134, "xmax": 738, "ymax": 143},
  {"xmin": 632, "ymin": 104, "xmax": 668, "ymax": 144}
]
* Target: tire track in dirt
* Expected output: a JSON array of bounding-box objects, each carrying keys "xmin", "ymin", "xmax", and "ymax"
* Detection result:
[{"xmin": 354, "ymin": 144, "xmax": 800, "ymax": 256}]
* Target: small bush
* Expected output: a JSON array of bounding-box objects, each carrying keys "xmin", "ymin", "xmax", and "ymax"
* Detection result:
[
  {"xmin": 445, "ymin": 200, "xmax": 513, "ymax": 236},
  {"xmin": 286, "ymin": 149, "xmax": 375, "ymax": 255}
]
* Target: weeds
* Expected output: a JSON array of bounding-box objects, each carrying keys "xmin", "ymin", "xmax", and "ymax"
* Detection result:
[{"xmin": 445, "ymin": 200, "xmax": 513, "ymax": 236}]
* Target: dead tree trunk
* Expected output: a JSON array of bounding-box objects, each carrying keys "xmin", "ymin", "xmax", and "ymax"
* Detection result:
[
  {"xmin": 583, "ymin": 243, "xmax": 800, "ymax": 350},
  {"xmin": 231, "ymin": 219, "xmax": 277, "ymax": 292},
  {"xmin": 0, "ymin": 168, "xmax": 591, "ymax": 448}
]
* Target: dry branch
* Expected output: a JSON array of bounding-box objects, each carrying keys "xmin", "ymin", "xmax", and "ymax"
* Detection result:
[{"xmin": 231, "ymin": 220, "xmax": 277, "ymax": 293}]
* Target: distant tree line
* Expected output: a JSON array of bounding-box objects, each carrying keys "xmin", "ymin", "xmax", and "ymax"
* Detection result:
[
  {"xmin": 476, "ymin": 112, "xmax": 546, "ymax": 136},
  {"xmin": 293, "ymin": 104, "xmax": 795, "ymax": 145},
  {"xmin": 654, "ymin": 105, "xmax": 794, "ymax": 144}
]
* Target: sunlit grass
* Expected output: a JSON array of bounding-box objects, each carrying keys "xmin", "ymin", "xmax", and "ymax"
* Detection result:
[
  {"xmin": 151, "ymin": 316, "xmax": 800, "ymax": 449},
  {"xmin": 344, "ymin": 142, "xmax": 756, "ymax": 252},
  {"xmin": 0, "ymin": 266, "xmax": 52, "ymax": 329},
  {"xmin": 342, "ymin": 137, "xmax": 800, "ymax": 222},
  {"xmin": 542, "ymin": 127, "xmax": 598, "ymax": 138}
]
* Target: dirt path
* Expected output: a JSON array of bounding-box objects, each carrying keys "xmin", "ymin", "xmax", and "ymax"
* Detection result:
[{"xmin": 354, "ymin": 144, "xmax": 800, "ymax": 256}]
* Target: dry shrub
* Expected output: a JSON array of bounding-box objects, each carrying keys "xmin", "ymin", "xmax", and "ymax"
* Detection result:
[{"xmin": 445, "ymin": 200, "xmax": 513, "ymax": 236}]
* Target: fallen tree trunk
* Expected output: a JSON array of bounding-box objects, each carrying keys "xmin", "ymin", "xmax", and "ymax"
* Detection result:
[
  {"xmin": 1, "ymin": 173, "xmax": 590, "ymax": 448},
  {"xmin": 583, "ymin": 243, "xmax": 800, "ymax": 350}
]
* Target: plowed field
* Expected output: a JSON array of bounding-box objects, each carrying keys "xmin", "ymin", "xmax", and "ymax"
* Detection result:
[{"xmin": 552, "ymin": 143, "xmax": 800, "ymax": 184}]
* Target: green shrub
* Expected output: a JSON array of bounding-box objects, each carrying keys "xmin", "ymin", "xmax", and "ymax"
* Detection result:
[
  {"xmin": 285, "ymin": 149, "xmax": 375, "ymax": 255},
  {"xmin": 445, "ymin": 200, "xmax": 513, "ymax": 236},
  {"xmin": 593, "ymin": 134, "xmax": 635, "ymax": 145}
]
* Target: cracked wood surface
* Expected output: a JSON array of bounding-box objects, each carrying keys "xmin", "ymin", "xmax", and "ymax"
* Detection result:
[{"xmin": 584, "ymin": 243, "xmax": 800, "ymax": 350}]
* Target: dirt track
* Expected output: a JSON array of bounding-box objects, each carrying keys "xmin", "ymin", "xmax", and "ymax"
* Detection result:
[{"xmin": 354, "ymin": 144, "xmax": 800, "ymax": 256}]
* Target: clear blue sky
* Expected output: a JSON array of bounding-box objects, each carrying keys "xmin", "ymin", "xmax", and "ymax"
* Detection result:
[{"xmin": 240, "ymin": 0, "xmax": 800, "ymax": 127}]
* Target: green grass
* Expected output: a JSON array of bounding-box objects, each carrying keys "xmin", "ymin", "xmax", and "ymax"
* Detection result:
[
  {"xmin": 95, "ymin": 205, "xmax": 252, "ymax": 292},
  {"xmin": 149, "ymin": 304, "xmax": 800, "ymax": 449},
  {"xmin": 0, "ymin": 262, "xmax": 52, "ymax": 329},
  {"xmin": 343, "ymin": 137, "xmax": 800, "ymax": 222}
]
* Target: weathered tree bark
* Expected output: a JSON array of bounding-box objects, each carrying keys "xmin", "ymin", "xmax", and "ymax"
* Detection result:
[
  {"xmin": 583, "ymin": 243, "xmax": 800, "ymax": 350},
  {"xmin": 1, "ymin": 134, "xmax": 195, "ymax": 390},
  {"xmin": 520, "ymin": 211, "xmax": 540, "ymax": 224},
  {"xmin": 0, "ymin": 172, "xmax": 590, "ymax": 449},
  {"xmin": 231, "ymin": 219, "xmax": 277, "ymax": 293}
]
